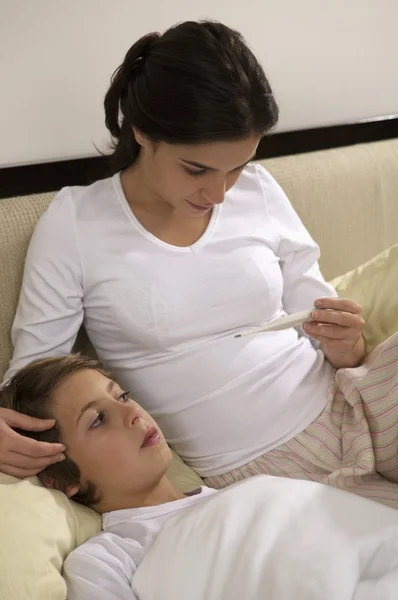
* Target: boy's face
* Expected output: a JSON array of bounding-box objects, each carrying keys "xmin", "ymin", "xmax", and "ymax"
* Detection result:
[{"xmin": 50, "ymin": 369, "xmax": 171, "ymax": 511}]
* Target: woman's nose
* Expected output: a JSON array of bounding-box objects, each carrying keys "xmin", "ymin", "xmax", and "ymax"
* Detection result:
[{"xmin": 202, "ymin": 179, "xmax": 226, "ymax": 205}]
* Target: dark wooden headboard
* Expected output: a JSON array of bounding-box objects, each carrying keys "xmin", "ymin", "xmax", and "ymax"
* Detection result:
[{"xmin": 1, "ymin": 114, "xmax": 397, "ymax": 199}]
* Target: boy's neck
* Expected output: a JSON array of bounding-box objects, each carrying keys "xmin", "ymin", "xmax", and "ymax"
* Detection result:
[{"xmin": 97, "ymin": 476, "xmax": 187, "ymax": 514}]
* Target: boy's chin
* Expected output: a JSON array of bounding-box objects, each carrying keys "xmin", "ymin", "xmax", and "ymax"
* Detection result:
[
  {"xmin": 155, "ymin": 443, "xmax": 173, "ymax": 473},
  {"xmin": 136, "ymin": 443, "xmax": 173, "ymax": 483},
  {"xmin": 145, "ymin": 445, "xmax": 173, "ymax": 486}
]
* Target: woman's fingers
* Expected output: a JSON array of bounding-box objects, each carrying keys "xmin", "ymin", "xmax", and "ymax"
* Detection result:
[
  {"xmin": 5, "ymin": 427, "xmax": 66, "ymax": 458},
  {"xmin": 311, "ymin": 309, "xmax": 365, "ymax": 330},
  {"xmin": 0, "ymin": 411, "xmax": 66, "ymax": 478},
  {"xmin": 0, "ymin": 463, "xmax": 46, "ymax": 479},
  {"xmin": 304, "ymin": 321, "xmax": 363, "ymax": 341},
  {"xmin": 307, "ymin": 297, "xmax": 365, "ymax": 344},
  {"xmin": 1, "ymin": 407, "xmax": 56, "ymax": 431},
  {"xmin": 6, "ymin": 450, "xmax": 66, "ymax": 470},
  {"xmin": 314, "ymin": 297, "xmax": 362, "ymax": 314}
]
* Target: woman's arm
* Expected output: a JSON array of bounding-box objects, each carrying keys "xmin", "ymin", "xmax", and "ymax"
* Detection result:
[
  {"xmin": 256, "ymin": 164, "xmax": 337, "ymax": 313},
  {"xmin": 256, "ymin": 165, "xmax": 365, "ymax": 368},
  {"xmin": 0, "ymin": 189, "xmax": 84, "ymax": 476},
  {"xmin": 2, "ymin": 188, "xmax": 84, "ymax": 383}
]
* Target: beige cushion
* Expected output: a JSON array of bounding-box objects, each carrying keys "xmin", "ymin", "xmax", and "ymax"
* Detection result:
[
  {"xmin": 331, "ymin": 243, "xmax": 398, "ymax": 354},
  {"xmin": 261, "ymin": 139, "xmax": 398, "ymax": 280}
]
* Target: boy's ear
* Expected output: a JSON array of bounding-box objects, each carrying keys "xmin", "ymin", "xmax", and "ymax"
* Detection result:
[{"xmin": 38, "ymin": 472, "xmax": 80, "ymax": 498}]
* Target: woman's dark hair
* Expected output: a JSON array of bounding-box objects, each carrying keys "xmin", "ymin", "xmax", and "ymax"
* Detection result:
[
  {"xmin": 104, "ymin": 20, "xmax": 279, "ymax": 174},
  {"xmin": 0, "ymin": 354, "xmax": 112, "ymax": 507}
]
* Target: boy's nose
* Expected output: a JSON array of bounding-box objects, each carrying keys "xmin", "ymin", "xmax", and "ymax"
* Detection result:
[{"xmin": 123, "ymin": 403, "xmax": 142, "ymax": 427}]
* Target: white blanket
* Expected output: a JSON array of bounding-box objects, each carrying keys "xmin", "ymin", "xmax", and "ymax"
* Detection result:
[{"xmin": 133, "ymin": 476, "xmax": 398, "ymax": 600}]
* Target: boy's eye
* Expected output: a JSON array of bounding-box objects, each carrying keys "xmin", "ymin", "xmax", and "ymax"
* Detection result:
[
  {"xmin": 88, "ymin": 392, "xmax": 130, "ymax": 429},
  {"xmin": 118, "ymin": 391, "xmax": 130, "ymax": 403},
  {"xmin": 90, "ymin": 411, "xmax": 105, "ymax": 429}
]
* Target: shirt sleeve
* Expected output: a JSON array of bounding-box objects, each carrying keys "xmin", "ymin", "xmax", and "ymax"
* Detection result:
[
  {"xmin": 256, "ymin": 164, "xmax": 337, "ymax": 314},
  {"xmin": 63, "ymin": 536, "xmax": 137, "ymax": 600},
  {"xmin": 2, "ymin": 188, "xmax": 84, "ymax": 383}
]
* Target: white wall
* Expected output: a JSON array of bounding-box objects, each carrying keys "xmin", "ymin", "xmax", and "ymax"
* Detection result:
[{"xmin": 1, "ymin": 0, "xmax": 397, "ymax": 167}]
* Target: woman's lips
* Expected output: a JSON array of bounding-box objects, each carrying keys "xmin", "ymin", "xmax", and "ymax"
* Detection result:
[
  {"xmin": 141, "ymin": 427, "xmax": 160, "ymax": 448},
  {"xmin": 187, "ymin": 200, "xmax": 212, "ymax": 211}
]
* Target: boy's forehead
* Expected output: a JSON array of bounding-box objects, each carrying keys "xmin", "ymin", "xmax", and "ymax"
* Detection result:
[{"xmin": 52, "ymin": 370, "xmax": 114, "ymax": 409}]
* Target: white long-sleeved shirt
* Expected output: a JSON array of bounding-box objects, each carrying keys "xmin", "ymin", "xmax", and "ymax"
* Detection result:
[
  {"xmin": 4, "ymin": 164, "xmax": 336, "ymax": 476},
  {"xmin": 63, "ymin": 487, "xmax": 215, "ymax": 600}
]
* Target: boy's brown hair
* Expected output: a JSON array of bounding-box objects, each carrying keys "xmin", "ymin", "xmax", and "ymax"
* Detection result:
[{"xmin": 0, "ymin": 354, "xmax": 111, "ymax": 507}]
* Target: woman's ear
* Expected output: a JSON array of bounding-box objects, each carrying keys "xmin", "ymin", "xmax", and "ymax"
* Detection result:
[
  {"xmin": 38, "ymin": 471, "xmax": 80, "ymax": 498},
  {"xmin": 133, "ymin": 128, "xmax": 153, "ymax": 149}
]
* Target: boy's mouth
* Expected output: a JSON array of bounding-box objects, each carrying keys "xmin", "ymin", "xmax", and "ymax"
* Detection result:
[{"xmin": 141, "ymin": 427, "xmax": 160, "ymax": 448}]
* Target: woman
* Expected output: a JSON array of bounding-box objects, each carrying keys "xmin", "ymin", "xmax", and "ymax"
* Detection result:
[{"xmin": 0, "ymin": 20, "xmax": 396, "ymax": 504}]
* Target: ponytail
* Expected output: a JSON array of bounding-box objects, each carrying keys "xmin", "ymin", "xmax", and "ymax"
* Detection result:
[
  {"xmin": 104, "ymin": 33, "xmax": 160, "ymax": 174},
  {"xmin": 103, "ymin": 21, "xmax": 278, "ymax": 176}
]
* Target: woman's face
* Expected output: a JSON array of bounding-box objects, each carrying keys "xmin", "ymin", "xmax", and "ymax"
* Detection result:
[
  {"xmin": 50, "ymin": 369, "xmax": 171, "ymax": 511},
  {"xmin": 134, "ymin": 133, "xmax": 261, "ymax": 217}
]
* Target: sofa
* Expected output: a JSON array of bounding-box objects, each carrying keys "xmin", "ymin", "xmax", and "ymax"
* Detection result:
[{"xmin": 1, "ymin": 138, "xmax": 398, "ymax": 599}]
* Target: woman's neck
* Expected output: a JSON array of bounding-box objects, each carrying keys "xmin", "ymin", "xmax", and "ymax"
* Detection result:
[
  {"xmin": 121, "ymin": 161, "xmax": 171, "ymax": 218},
  {"xmin": 120, "ymin": 163, "xmax": 212, "ymax": 247}
]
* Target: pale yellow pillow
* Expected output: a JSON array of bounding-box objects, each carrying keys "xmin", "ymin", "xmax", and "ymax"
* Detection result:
[
  {"xmin": 166, "ymin": 448, "xmax": 204, "ymax": 492},
  {"xmin": 0, "ymin": 475, "xmax": 100, "ymax": 600},
  {"xmin": 331, "ymin": 243, "xmax": 398, "ymax": 353},
  {"xmin": 0, "ymin": 450, "xmax": 203, "ymax": 600}
]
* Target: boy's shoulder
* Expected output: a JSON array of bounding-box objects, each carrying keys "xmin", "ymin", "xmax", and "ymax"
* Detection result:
[
  {"xmin": 64, "ymin": 530, "xmax": 138, "ymax": 576},
  {"xmin": 63, "ymin": 531, "xmax": 138, "ymax": 598}
]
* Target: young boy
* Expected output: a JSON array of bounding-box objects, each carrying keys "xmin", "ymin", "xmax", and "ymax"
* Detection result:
[
  {"xmin": 3, "ymin": 354, "xmax": 398, "ymax": 600},
  {"xmin": 0, "ymin": 354, "xmax": 215, "ymax": 599}
]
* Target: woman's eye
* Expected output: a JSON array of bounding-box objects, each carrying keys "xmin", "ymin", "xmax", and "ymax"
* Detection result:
[
  {"xmin": 118, "ymin": 391, "xmax": 130, "ymax": 403},
  {"xmin": 90, "ymin": 411, "xmax": 105, "ymax": 429},
  {"xmin": 185, "ymin": 165, "xmax": 244, "ymax": 177},
  {"xmin": 185, "ymin": 167, "xmax": 207, "ymax": 177}
]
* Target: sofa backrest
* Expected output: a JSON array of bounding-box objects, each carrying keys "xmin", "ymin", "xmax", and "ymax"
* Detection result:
[
  {"xmin": 0, "ymin": 194, "xmax": 53, "ymax": 380},
  {"xmin": 260, "ymin": 138, "xmax": 398, "ymax": 280},
  {"xmin": 1, "ymin": 138, "xmax": 398, "ymax": 379}
]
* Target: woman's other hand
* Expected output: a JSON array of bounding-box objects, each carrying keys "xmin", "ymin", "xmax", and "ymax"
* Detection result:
[{"xmin": 303, "ymin": 297, "xmax": 366, "ymax": 369}]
